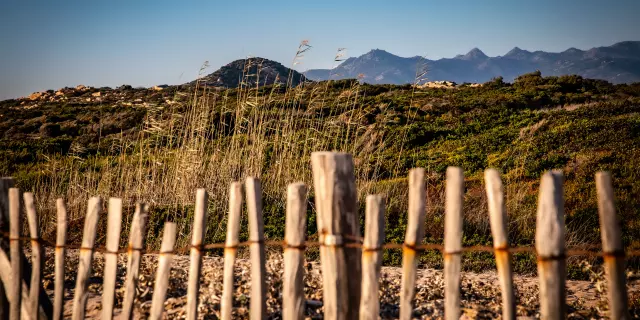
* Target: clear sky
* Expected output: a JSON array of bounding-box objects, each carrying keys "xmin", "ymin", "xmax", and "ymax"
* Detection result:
[{"xmin": 1, "ymin": 0, "xmax": 639, "ymax": 100}]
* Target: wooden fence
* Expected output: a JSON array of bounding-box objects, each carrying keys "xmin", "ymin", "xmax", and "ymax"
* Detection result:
[{"xmin": 0, "ymin": 151, "xmax": 636, "ymax": 320}]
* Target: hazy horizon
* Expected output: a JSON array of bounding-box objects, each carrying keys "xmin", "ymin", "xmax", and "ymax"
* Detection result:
[{"xmin": 1, "ymin": 0, "xmax": 639, "ymax": 100}]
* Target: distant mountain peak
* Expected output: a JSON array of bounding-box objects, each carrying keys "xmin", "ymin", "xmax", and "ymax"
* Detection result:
[
  {"xmin": 303, "ymin": 41, "xmax": 640, "ymax": 85},
  {"xmin": 458, "ymin": 48, "xmax": 488, "ymax": 60},
  {"xmin": 190, "ymin": 57, "xmax": 306, "ymax": 88},
  {"xmin": 506, "ymin": 46, "xmax": 529, "ymax": 55},
  {"xmin": 363, "ymin": 49, "xmax": 395, "ymax": 58},
  {"xmin": 505, "ymin": 47, "xmax": 533, "ymax": 59},
  {"xmin": 564, "ymin": 47, "xmax": 583, "ymax": 53}
]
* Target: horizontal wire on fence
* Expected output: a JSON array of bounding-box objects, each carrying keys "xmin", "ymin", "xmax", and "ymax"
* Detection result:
[{"xmin": 3, "ymin": 232, "xmax": 640, "ymax": 258}]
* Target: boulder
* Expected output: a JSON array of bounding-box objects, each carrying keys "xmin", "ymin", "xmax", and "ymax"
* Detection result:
[{"xmin": 28, "ymin": 92, "xmax": 44, "ymax": 100}]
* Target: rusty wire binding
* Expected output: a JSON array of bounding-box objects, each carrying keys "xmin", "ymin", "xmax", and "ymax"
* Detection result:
[{"xmin": 3, "ymin": 231, "xmax": 640, "ymax": 258}]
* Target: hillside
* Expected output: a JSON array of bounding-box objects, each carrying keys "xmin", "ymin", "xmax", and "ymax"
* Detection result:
[
  {"xmin": 190, "ymin": 57, "xmax": 307, "ymax": 88},
  {"xmin": 305, "ymin": 41, "xmax": 640, "ymax": 84},
  {"xmin": 2, "ymin": 73, "xmax": 640, "ymax": 276}
]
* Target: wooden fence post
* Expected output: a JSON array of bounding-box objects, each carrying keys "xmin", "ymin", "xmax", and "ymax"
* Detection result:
[
  {"xmin": 444, "ymin": 167, "xmax": 463, "ymax": 320},
  {"xmin": 53, "ymin": 199, "xmax": 67, "ymax": 320},
  {"xmin": 246, "ymin": 177, "xmax": 267, "ymax": 320},
  {"xmin": 8, "ymin": 188, "xmax": 21, "ymax": 320},
  {"xmin": 283, "ymin": 183, "xmax": 307, "ymax": 320},
  {"xmin": 221, "ymin": 182, "xmax": 243, "ymax": 320},
  {"xmin": 0, "ymin": 178, "xmax": 14, "ymax": 320},
  {"xmin": 359, "ymin": 194, "xmax": 385, "ymax": 320},
  {"xmin": 186, "ymin": 189, "xmax": 208, "ymax": 320},
  {"xmin": 71, "ymin": 197, "xmax": 102, "ymax": 320},
  {"xmin": 149, "ymin": 222, "xmax": 177, "ymax": 320},
  {"xmin": 0, "ymin": 183, "xmax": 52, "ymax": 320},
  {"xmin": 484, "ymin": 169, "xmax": 515, "ymax": 320},
  {"xmin": 311, "ymin": 152, "xmax": 361, "ymax": 320},
  {"xmin": 595, "ymin": 172, "xmax": 630, "ymax": 320},
  {"xmin": 535, "ymin": 171, "xmax": 566, "ymax": 320},
  {"xmin": 399, "ymin": 168, "xmax": 426, "ymax": 320},
  {"xmin": 121, "ymin": 202, "xmax": 149, "ymax": 320},
  {"xmin": 102, "ymin": 198, "xmax": 123, "ymax": 320},
  {"xmin": 23, "ymin": 192, "xmax": 42, "ymax": 320}
]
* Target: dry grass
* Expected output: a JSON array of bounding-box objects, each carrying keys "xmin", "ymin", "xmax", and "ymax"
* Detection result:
[{"xmin": 29, "ymin": 43, "xmax": 396, "ymax": 249}]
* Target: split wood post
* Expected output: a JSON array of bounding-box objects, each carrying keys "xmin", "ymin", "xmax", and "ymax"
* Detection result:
[
  {"xmin": 186, "ymin": 189, "xmax": 208, "ymax": 320},
  {"xmin": 149, "ymin": 222, "xmax": 177, "ymax": 320},
  {"xmin": 0, "ymin": 178, "xmax": 14, "ymax": 320},
  {"xmin": 535, "ymin": 171, "xmax": 566, "ymax": 320},
  {"xmin": 53, "ymin": 199, "xmax": 67, "ymax": 320},
  {"xmin": 121, "ymin": 203, "xmax": 149, "ymax": 320},
  {"xmin": 102, "ymin": 198, "xmax": 123, "ymax": 320},
  {"xmin": 0, "ymin": 182, "xmax": 52, "ymax": 320},
  {"xmin": 484, "ymin": 169, "xmax": 515, "ymax": 320},
  {"xmin": 399, "ymin": 168, "xmax": 426, "ymax": 320},
  {"xmin": 311, "ymin": 152, "xmax": 361, "ymax": 320},
  {"xmin": 283, "ymin": 183, "xmax": 307, "ymax": 320},
  {"xmin": 221, "ymin": 182, "xmax": 243, "ymax": 320},
  {"xmin": 71, "ymin": 197, "xmax": 102, "ymax": 320},
  {"xmin": 8, "ymin": 188, "xmax": 21, "ymax": 320},
  {"xmin": 0, "ymin": 240, "xmax": 51, "ymax": 320},
  {"xmin": 595, "ymin": 172, "xmax": 630, "ymax": 320},
  {"xmin": 359, "ymin": 194, "xmax": 386, "ymax": 320},
  {"xmin": 246, "ymin": 177, "xmax": 267, "ymax": 320},
  {"xmin": 23, "ymin": 192, "xmax": 42, "ymax": 320},
  {"xmin": 444, "ymin": 167, "xmax": 464, "ymax": 320}
]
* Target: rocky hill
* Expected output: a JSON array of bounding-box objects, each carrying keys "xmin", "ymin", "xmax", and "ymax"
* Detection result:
[
  {"xmin": 305, "ymin": 41, "xmax": 640, "ymax": 84},
  {"xmin": 191, "ymin": 58, "xmax": 307, "ymax": 88}
]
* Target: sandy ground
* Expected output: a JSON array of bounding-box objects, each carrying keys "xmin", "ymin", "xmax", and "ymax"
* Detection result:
[{"xmin": 41, "ymin": 249, "xmax": 640, "ymax": 319}]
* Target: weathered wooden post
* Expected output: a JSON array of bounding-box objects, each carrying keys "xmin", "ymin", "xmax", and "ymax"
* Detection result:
[
  {"xmin": 283, "ymin": 183, "xmax": 307, "ymax": 320},
  {"xmin": 444, "ymin": 167, "xmax": 463, "ymax": 320},
  {"xmin": 399, "ymin": 168, "xmax": 426, "ymax": 320},
  {"xmin": 23, "ymin": 192, "xmax": 42, "ymax": 319},
  {"xmin": 121, "ymin": 202, "xmax": 149, "ymax": 320},
  {"xmin": 221, "ymin": 182, "xmax": 243, "ymax": 320},
  {"xmin": 359, "ymin": 194, "xmax": 385, "ymax": 320},
  {"xmin": 0, "ymin": 183, "xmax": 52, "ymax": 320},
  {"xmin": 102, "ymin": 198, "xmax": 123, "ymax": 320},
  {"xmin": 149, "ymin": 222, "xmax": 177, "ymax": 320},
  {"xmin": 484, "ymin": 169, "xmax": 515, "ymax": 320},
  {"xmin": 71, "ymin": 197, "xmax": 102, "ymax": 320},
  {"xmin": 8, "ymin": 189, "xmax": 21, "ymax": 320},
  {"xmin": 53, "ymin": 199, "xmax": 67, "ymax": 320},
  {"xmin": 246, "ymin": 177, "xmax": 267, "ymax": 320},
  {"xmin": 595, "ymin": 172, "xmax": 630, "ymax": 320},
  {"xmin": 535, "ymin": 171, "xmax": 566, "ymax": 320},
  {"xmin": 311, "ymin": 152, "xmax": 361, "ymax": 320},
  {"xmin": 186, "ymin": 189, "xmax": 208, "ymax": 320},
  {"xmin": 0, "ymin": 178, "xmax": 14, "ymax": 320}
]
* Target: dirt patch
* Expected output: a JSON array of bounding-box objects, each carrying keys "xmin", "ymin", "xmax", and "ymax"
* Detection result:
[{"xmin": 42, "ymin": 249, "xmax": 640, "ymax": 319}]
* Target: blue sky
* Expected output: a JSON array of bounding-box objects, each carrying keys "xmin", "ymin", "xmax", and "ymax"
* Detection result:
[{"xmin": 1, "ymin": 0, "xmax": 639, "ymax": 100}]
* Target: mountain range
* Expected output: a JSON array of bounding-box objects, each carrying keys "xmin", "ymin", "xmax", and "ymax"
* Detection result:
[{"xmin": 304, "ymin": 41, "xmax": 640, "ymax": 84}]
